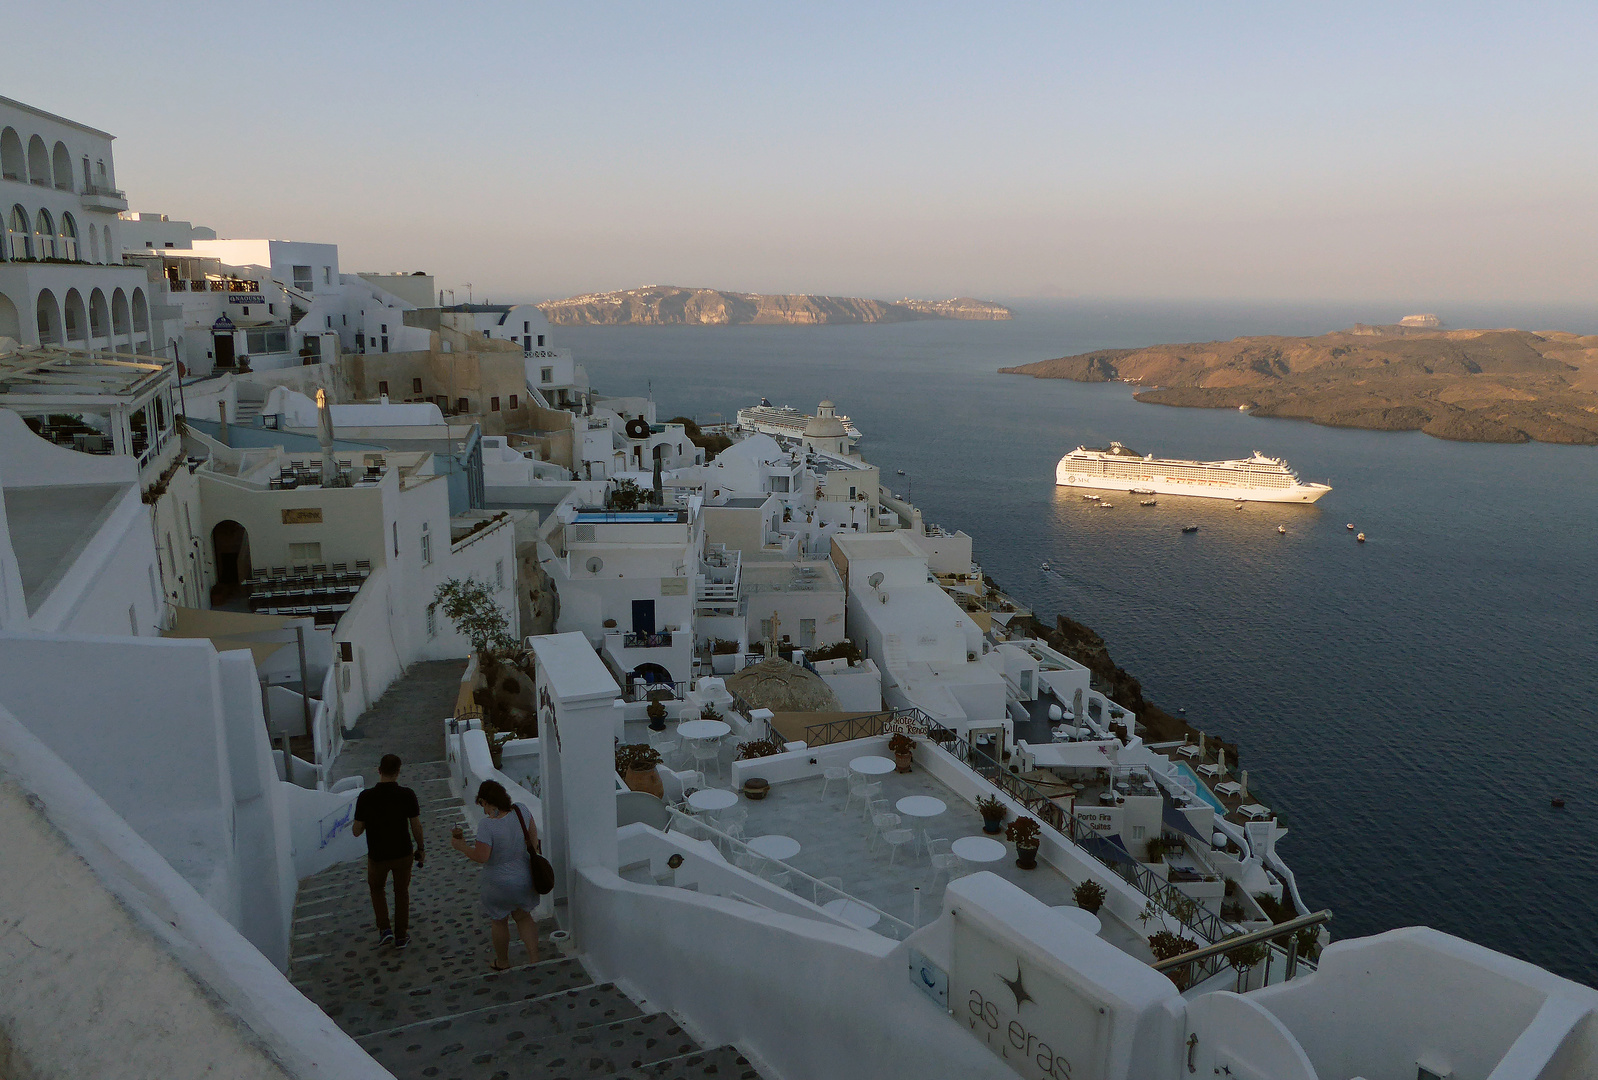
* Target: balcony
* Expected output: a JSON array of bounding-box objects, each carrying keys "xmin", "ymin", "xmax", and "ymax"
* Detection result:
[
  {"xmin": 79, "ymin": 184, "xmax": 128, "ymax": 214},
  {"xmin": 622, "ymin": 631, "xmax": 672, "ymax": 648}
]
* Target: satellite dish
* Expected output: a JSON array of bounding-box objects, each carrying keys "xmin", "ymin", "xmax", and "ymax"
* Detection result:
[
  {"xmin": 867, "ymin": 572, "xmax": 885, "ymax": 589},
  {"xmin": 586, "ymin": 556, "xmax": 604, "ymax": 574},
  {"xmin": 624, "ymin": 417, "xmax": 651, "ymax": 440}
]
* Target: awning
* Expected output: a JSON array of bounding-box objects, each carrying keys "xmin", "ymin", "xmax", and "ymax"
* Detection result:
[
  {"xmin": 1079, "ymin": 832, "xmax": 1137, "ymax": 868},
  {"xmin": 164, "ymin": 606, "xmax": 302, "ymax": 667},
  {"xmin": 1162, "ymin": 797, "xmax": 1207, "ymax": 842}
]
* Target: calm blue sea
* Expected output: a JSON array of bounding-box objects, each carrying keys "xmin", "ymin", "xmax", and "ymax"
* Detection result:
[{"xmin": 561, "ymin": 300, "xmax": 1598, "ymax": 985}]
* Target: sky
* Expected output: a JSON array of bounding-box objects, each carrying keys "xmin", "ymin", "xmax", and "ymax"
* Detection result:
[{"xmin": 9, "ymin": 2, "xmax": 1598, "ymax": 305}]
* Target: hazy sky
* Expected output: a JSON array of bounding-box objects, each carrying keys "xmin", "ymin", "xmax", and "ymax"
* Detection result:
[{"xmin": 10, "ymin": 3, "xmax": 1598, "ymax": 304}]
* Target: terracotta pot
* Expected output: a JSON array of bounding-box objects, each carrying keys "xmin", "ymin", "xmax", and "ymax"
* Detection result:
[
  {"xmin": 1015, "ymin": 843, "xmax": 1039, "ymax": 870},
  {"xmin": 893, "ymin": 751, "xmax": 913, "ymax": 774},
  {"xmin": 742, "ymin": 778, "xmax": 770, "ymax": 801},
  {"xmin": 624, "ymin": 767, "xmax": 664, "ymax": 799}
]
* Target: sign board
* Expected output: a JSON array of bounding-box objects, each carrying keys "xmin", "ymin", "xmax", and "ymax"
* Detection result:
[
  {"xmin": 212, "ymin": 314, "xmax": 235, "ymax": 331},
  {"xmin": 950, "ymin": 913, "xmax": 1107, "ymax": 1080},
  {"xmin": 1074, "ymin": 808, "xmax": 1116, "ymax": 834},
  {"xmin": 227, "ymin": 293, "xmax": 266, "ymax": 305},
  {"xmin": 660, "ymin": 577, "xmax": 688, "ymax": 596},
  {"xmin": 908, "ymin": 948, "xmax": 949, "ymax": 1011},
  {"xmin": 281, "ymin": 507, "xmax": 323, "ymax": 525}
]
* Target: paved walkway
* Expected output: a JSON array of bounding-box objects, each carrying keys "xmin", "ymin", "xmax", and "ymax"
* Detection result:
[
  {"xmin": 292, "ymin": 665, "xmax": 767, "ymax": 1079},
  {"xmin": 333, "ymin": 659, "xmax": 466, "ymax": 787}
]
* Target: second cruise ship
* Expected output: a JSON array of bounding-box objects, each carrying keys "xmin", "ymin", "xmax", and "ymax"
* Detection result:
[{"xmin": 1056, "ymin": 441, "xmax": 1332, "ymax": 502}]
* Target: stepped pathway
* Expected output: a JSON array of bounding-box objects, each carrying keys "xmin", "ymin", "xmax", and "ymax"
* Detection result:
[{"xmin": 290, "ymin": 760, "xmax": 766, "ymax": 1079}]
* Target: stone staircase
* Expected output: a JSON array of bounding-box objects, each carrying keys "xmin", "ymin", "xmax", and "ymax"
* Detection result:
[{"xmin": 290, "ymin": 760, "xmax": 766, "ymax": 1080}]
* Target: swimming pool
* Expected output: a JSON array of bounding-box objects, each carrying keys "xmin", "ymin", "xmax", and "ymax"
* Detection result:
[{"xmin": 1170, "ymin": 761, "xmax": 1227, "ymax": 813}]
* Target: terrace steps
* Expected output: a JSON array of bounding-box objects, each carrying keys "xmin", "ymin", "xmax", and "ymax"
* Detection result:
[{"xmin": 290, "ymin": 759, "xmax": 767, "ymax": 1080}]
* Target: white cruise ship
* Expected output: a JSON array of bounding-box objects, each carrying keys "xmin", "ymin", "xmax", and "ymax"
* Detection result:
[{"xmin": 1057, "ymin": 441, "xmax": 1331, "ymax": 503}]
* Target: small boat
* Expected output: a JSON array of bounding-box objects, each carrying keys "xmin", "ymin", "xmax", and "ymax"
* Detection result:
[
  {"xmin": 1234, "ymin": 504, "xmax": 1244, "ymax": 511},
  {"xmin": 1181, "ymin": 525, "xmax": 1199, "ymax": 533},
  {"xmin": 1041, "ymin": 561, "xmax": 1051, "ymax": 571},
  {"xmin": 1277, "ymin": 525, "xmax": 1287, "ymax": 534},
  {"xmin": 1131, "ymin": 488, "xmax": 1155, "ymax": 495},
  {"xmin": 1098, "ymin": 502, "xmax": 1114, "ymax": 508},
  {"xmin": 1346, "ymin": 523, "xmax": 1355, "ymax": 530},
  {"xmin": 1238, "ymin": 404, "xmax": 1250, "ymax": 411},
  {"xmin": 1551, "ymin": 797, "xmax": 1566, "ymax": 809},
  {"xmin": 1140, "ymin": 499, "xmax": 1157, "ymax": 507},
  {"xmin": 1081, "ymin": 494, "xmax": 1100, "ymax": 501},
  {"xmin": 1356, "ymin": 533, "xmax": 1366, "ymax": 543},
  {"xmin": 895, "ymin": 469, "xmax": 905, "ymax": 476}
]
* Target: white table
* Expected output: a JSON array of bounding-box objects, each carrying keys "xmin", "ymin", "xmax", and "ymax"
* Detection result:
[
  {"xmin": 823, "ymin": 897, "xmax": 882, "ymax": 928},
  {"xmin": 747, "ymin": 834, "xmax": 801, "ymax": 860},
  {"xmin": 1052, "ymin": 906, "xmax": 1103, "ymax": 935},
  {"xmin": 895, "ymin": 795, "xmax": 947, "ymax": 818},
  {"xmin": 849, "ymin": 755, "xmax": 896, "ymax": 776},
  {"xmin": 678, "ymin": 719, "xmax": 731, "ymax": 740},
  {"xmin": 951, "ymin": 836, "xmax": 1006, "ymax": 863},
  {"xmin": 686, "ymin": 788, "xmax": 738, "ymax": 813}
]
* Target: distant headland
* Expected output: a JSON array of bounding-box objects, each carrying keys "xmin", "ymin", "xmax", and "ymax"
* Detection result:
[
  {"xmin": 1000, "ymin": 324, "xmax": 1598, "ymax": 445},
  {"xmin": 538, "ymin": 285, "xmax": 1012, "ymax": 326}
]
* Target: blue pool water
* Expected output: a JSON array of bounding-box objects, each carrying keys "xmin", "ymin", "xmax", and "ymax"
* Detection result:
[{"xmin": 1169, "ymin": 761, "xmax": 1227, "ymax": 814}]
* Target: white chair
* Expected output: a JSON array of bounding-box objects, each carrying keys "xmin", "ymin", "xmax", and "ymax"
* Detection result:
[
  {"xmin": 813, "ymin": 876, "xmax": 844, "ymax": 906},
  {"xmin": 844, "ymin": 773, "xmax": 879, "ymax": 816},
  {"xmin": 762, "ymin": 863, "xmax": 792, "ymax": 890},
  {"xmin": 869, "ymin": 802, "xmax": 901, "ymax": 851},
  {"xmin": 649, "ymin": 729, "xmax": 682, "ymax": 767},
  {"xmin": 820, "ymin": 765, "xmax": 851, "ymax": 802},
  {"xmin": 926, "ymin": 835, "xmax": 959, "ymax": 886},
  {"xmin": 735, "ymin": 850, "xmax": 765, "ymax": 875},
  {"xmin": 691, "ymin": 737, "xmax": 722, "ymax": 779},
  {"xmin": 883, "ymin": 828, "xmax": 915, "ymax": 866}
]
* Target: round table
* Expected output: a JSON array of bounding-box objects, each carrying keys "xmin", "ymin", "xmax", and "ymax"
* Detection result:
[
  {"xmin": 895, "ymin": 795, "xmax": 946, "ymax": 818},
  {"xmin": 678, "ymin": 719, "xmax": 731, "ymax": 740},
  {"xmin": 849, "ymin": 755, "xmax": 896, "ymax": 776},
  {"xmin": 1052, "ymin": 906, "xmax": 1103, "ymax": 935},
  {"xmin": 747, "ymin": 834, "xmax": 801, "ymax": 860},
  {"xmin": 686, "ymin": 788, "xmax": 738, "ymax": 813},
  {"xmin": 951, "ymin": 836, "xmax": 1006, "ymax": 863},
  {"xmin": 823, "ymin": 898, "xmax": 881, "ymax": 928},
  {"xmin": 1071, "ymin": 782, "xmax": 1086, "ymax": 792}
]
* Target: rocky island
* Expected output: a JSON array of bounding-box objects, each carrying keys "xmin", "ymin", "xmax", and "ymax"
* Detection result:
[
  {"xmin": 539, "ymin": 285, "xmax": 1012, "ymax": 326},
  {"xmin": 1000, "ymin": 324, "xmax": 1598, "ymax": 445}
]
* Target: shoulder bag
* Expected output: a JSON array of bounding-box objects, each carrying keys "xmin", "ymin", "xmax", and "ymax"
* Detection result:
[{"xmin": 512, "ymin": 805, "xmax": 556, "ymax": 895}]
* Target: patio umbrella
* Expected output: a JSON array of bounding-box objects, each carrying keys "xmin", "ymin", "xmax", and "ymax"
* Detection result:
[
  {"xmin": 1239, "ymin": 770, "xmax": 1249, "ymax": 799},
  {"xmin": 316, "ymin": 388, "xmax": 337, "ymax": 487}
]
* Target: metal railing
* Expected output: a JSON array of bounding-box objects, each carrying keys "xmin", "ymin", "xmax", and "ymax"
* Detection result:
[
  {"xmin": 1153, "ymin": 909, "xmax": 1330, "ymax": 991},
  {"xmin": 622, "ymin": 631, "xmax": 673, "ymax": 648},
  {"xmin": 663, "ymin": 806, "xmax": 916, "ymax": 940}
]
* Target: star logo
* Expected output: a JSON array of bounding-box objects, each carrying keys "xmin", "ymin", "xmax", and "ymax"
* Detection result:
[{"xmin": 996, "ymin": 962, "xmax": 1033, "ymax": 1011}]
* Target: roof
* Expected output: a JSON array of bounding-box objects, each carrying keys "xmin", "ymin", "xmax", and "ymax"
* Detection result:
[
  {"xmin": 0, "ymin": 348, "xmax": 170, "ymax": 400},
  {"xmin": 830, "ymin": 532, "xmax": 924, "ymax": 561},
  {"xmin": 531, "ymin": 632, "xmax": 621, "ymax": 702},
  {"xmin": 0, "ymin": 95, "xmax": 115, "ymax": 140}
]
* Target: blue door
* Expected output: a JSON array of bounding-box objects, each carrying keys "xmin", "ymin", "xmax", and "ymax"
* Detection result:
[{"xmin": 631, "ymin": 599, "xmax": 655, "ymax": 637}]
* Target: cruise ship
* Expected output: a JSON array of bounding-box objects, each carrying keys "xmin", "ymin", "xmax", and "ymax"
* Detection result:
[{"xmin": 1056, "ymin": 441, "xmax": 1332, "ymax": 503}]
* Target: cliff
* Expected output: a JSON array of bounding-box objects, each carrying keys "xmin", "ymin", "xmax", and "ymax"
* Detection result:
[
  {"xmin": 538, "ymin": 286, "xmax": 1011, "ymax": 326},
  {"xmin": 999, "ymin": 326, "xmax": 1598, "ymax": 445}
]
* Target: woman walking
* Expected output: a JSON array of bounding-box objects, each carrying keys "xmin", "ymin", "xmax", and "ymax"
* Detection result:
[{"xmin": 450, "ymin": 780, "xmax": 541, "ymax": 969}]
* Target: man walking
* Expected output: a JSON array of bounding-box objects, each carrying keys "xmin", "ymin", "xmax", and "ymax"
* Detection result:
[{"xmin": 352, "ymin": 754, "xmax": 423, "ymax": 947}]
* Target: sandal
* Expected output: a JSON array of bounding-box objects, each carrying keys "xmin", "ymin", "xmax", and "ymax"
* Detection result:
[{"xmin": 490, "ymin": 961, "xmax": 511, "ymax": 972}]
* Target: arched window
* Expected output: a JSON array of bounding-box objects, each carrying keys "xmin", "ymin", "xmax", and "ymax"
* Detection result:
[
  {"xmin": 36, "ymin": 289, "xmax": 61, "ymax": 345},
  {"xmin": 103, "ymin": 224, "xmax": 114, "ymax": 263},
  {"xmin": 26, "ymin": 135, "xmax": 50, "ymax": 187},
  {"xmin": 63, "ymin": 289, "xmax": 87, "ymax": 343},
  {"xmin": 58, "ymin": 213, "xmax": 78, "ymax": 261},
  {"xmin": 34, "ymin": 209, "xmax": 55, "ymax": 259},
  {"xmin": 111, "ymin": 288, "xmax": 130, "ymax": 337},
  {"xmin": 51, "ymin": 142, "xmax": 72, "ymax": 191},
  {"xmin": 131, "ymin": 288, "xmax": 148, "ymax": 333},
  {"xmin": 7, "ymin": 206, "xmax": 31, "ymax": 260},
  {"xmin": 0, "ymin": 291, "xmax": 20, "ymax": 341},
  {"xmin": 89, "ymin": 289, "xmax": 108, "ymax": 339},
  {"xmin": 0, "ymin": 129, "xmax": 23, "ymax": 181}
]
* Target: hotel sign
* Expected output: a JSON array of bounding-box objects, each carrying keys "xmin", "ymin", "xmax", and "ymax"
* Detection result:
[
  {"xmin": 950, "ymin": 912, "xmax": 1107, "ymax": 1080},
  {"xmin": 228, "ymin": 294, "xmax": 267, "ymax": 305},
  {"xmin": 281, "ymin": 507, "xmax": 323, "ymax": 524}
]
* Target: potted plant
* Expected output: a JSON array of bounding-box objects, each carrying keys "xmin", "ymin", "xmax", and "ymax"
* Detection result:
[
  {"xmin": 1143, "ymin": 837, "xmax": 1167, "ymax": 864},
  {"xmin": 735, "ymin": 736, "xmax": 785, "ymax": 760},
  {"xmin": 646, "ymin": 697, "xmax": 668, "ymax": 732},
  {"xmin": 977, "ymin": 794, "xmax": 1007, "ymax": 834},
  {"xmin": 1148, "ymin": 930, "xmax": 1200, "ymax": 988},
  {"xmin": 1005, "ymin": 816, "xmax": 1041, "ymax": 869},
  {"xmin": 711, "ymin": 638, "xmax": 740, "ymax": 675},
  {"xmin": 615, "ymin": 743, "xmax": 664, "ymax": 798},
  {"xmin": 1072, "ymin": 879, "xmax": 1106, "ymax": 915},
  {"xmin": 888, "ymin": 732, "xmax": 916, "ymax": 773},
  {"xmin": 700, "ymin": 703, "xmax": 722, "ymax": 723}
]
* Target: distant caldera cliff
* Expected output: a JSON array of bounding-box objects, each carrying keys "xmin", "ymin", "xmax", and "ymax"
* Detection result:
[
  {"xmin": 1000, "ymin": 324, "xmax": 1598, "ymax": 445},
  {"xmin": 538, "ymin": 285, "xmax": 1012, "ymax": 326}
]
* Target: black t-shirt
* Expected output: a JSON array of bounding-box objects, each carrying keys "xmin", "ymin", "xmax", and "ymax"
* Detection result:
[{"xmin": 354, "ymin": 782, "xmax": 420, "ymax": 861}]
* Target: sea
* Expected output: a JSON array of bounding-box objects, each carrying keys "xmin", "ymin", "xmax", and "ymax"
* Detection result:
[{"xmin": 560, "ymin": 299, "xmax": 1598, "ymax": 986}]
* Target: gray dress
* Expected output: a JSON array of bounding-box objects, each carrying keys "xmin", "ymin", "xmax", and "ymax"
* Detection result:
[{"xmin": 476, "ymin": 805, "xmax": 540, "ymax": 919}]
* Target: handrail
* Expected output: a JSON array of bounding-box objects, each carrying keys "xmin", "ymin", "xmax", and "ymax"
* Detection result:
[
  {"xmin": 801, "ymin": 706, "xmax": 933, "ymax": 747},
  {"xmin": 1151, "ymin": 909, "xmax": 1333, "ymax": 972},
  {"xmin": 663, "ymin": 806, "xmax": 915, "ymax": 939}
]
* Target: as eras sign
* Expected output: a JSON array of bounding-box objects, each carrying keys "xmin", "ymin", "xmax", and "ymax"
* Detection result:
[{"xmin": 950, "ymin": 913, "xmax": 1107, "ymax": 1080}]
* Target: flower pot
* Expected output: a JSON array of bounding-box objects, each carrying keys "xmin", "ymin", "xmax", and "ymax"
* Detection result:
[
  {"xmin": 893, "ymin": 751, "xmax": 913, "ymax": 774},
  {"xmin": 624, "ymin": 767, "xmax": 664, "ymax": 799},
  {"xmin": 981, "ymin": 815, "xmax": 1004, "ymax": 835},
  {"xmin": 648, "ymin": 717, "xmax": 667, "ymax": 732},
  {"xmin": 1015, "ymin": 843, "xmax": 1039, "ymax": 870},
  {"xmin": 742, "ymin": 778, "xmax": 770, "ymax": 801},
  {"xmin": 548, "ymin": 929, "xmax": 574, "ymax": 956}
]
